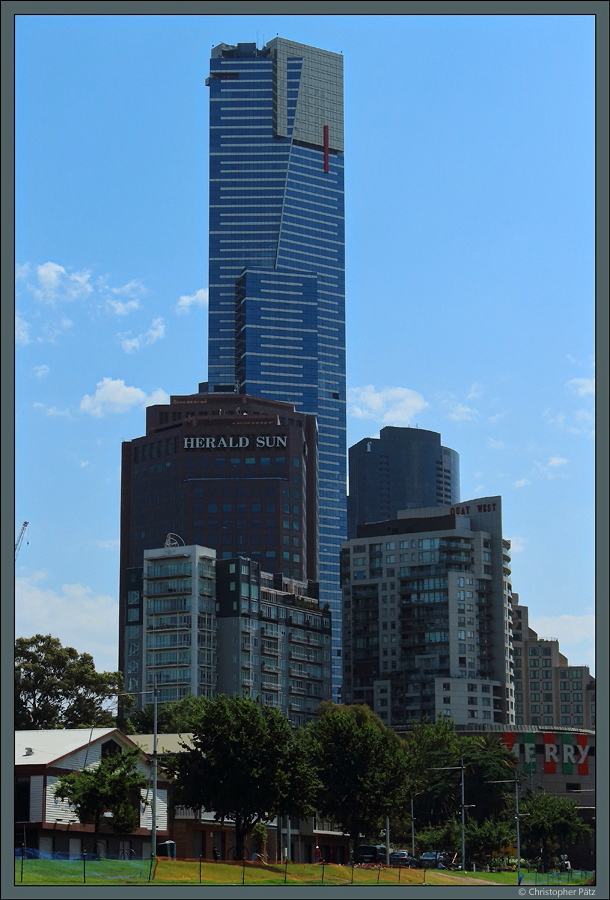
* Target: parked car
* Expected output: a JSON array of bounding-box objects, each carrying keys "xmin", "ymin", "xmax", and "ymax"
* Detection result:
[
  {"xmin": 389, "ymin": 849, "xmax": 417, "ymax": 867},
  {"xmin": 356, "ymin": 845, "xmax": 388, "ymax": 864},
  {"xmin": 418, "ymin": 851, "xmax": 448, "ymax": 868}
]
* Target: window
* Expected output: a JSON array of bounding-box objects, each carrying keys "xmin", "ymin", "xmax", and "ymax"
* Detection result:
[{"xmin": 15, "ymin": 777, "xmax": 30, "ymax": 821}]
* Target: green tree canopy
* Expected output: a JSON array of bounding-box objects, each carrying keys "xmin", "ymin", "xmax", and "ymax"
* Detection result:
[
  {"xmin": 305, "ymin": 703, "xmax": 411, "ymax": 854},
  {"xmin": 404, "ymin": 718, "xmax": 518, "ymax": 828},
  {"xmin": 519, "ymin": 790, "xmax": 592, "ymax": 870},
  {"xmin": 15, "ymin": 635, "xmax": 126, "ymax": 729},
  {"xmin": 54, "ymin": 748, "xmax": 149, "ymax": 853},
  {"xmin": 125, "ymin": 693, "xmax": 202, "ymax": 734},
  {"xmin": 168, "ymin": 694, "xmax": 318, "ymax": 860}
]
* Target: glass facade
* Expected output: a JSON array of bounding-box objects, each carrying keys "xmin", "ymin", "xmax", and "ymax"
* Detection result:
[
  {"xmin": 348, "ymin": 427, "xmax": 460, "ymax": 538},
  {"xmin": 207, "ymin": 39, "xmax": 346, "ymax": 699}
]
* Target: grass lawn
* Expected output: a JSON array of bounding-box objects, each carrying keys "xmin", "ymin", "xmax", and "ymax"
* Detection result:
[
  {"xmin": 14, "ymin": 859, "xmax": 595, "ymax": 887},
  {"xmin": 431, "ymin": 870, "xmax": 594, "ymax": 886}
]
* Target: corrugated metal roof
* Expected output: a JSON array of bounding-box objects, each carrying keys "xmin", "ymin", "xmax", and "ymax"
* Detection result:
[
  {"xmin": 132, "ymin": 734, "xmax": 194, "ymax": 755},
  {"xmin": 15, "ymin": 729, "xmax": 140, "ymax": 765}
]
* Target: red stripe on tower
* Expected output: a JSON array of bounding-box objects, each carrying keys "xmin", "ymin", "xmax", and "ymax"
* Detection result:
[
  {"xmin": 543, "ymin": 732, "xmax": 557, "ymax": 774},
  {"xmin": 323, "ymin": 125, "xmax": 329, "ymax": 173},
  {"xmin": 503, "ymin": 732, "xmax": 517, "ymax": 752},
  {"xmin": 577, "ymin": 734, "xmax": 589, "ymax": 775}
]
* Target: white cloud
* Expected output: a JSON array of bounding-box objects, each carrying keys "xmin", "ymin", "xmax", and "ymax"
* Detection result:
[
  {"xmin": 33, "ymin": 365, "xmax": 50, "ymax": 378},
  {"xmin": 94, "ymin": 539, "xmax": 120, "ymax": 550},
  {"xmin": 548, "ymin": 456, "xmax": 568, "ymax": 468},
  {"xmin": 33, "ymin": 261, "xmax": 93, "ymax": 304},
  {"xmin": 448, "ymin": 403, "xmax": 479, "ymax": 422},
  {"xmin": 107, "ymin": 298, "xmax": 141, "ymax": 316},
  {"xmin": 506, "ymin": 535, "xmax": 526, "ymax": 553},
  {"xmin": 567, "ymin": 377, "xmax": 595, "ymax": 397},
  {"xmin": 39, "ymin": 316, "xmax": 74, "ymax": 343},
  {"xmin": 176, "ymin": 287, "xmax": 208, "ymax": 315},
  {"xmin": 487, "ymin": 438, "xmax": 505, "ymax": 449},
  {"xmin": 15, "ymin": 315, "xmax": 30, "ymax": 345},
  {"xmin": 513, "ymin": 478, "xmax": 530, "ymax": 488},
  {"xmin": 348, "ymin": 385, "xmax": 428, "ymax": 426},
  {"xmin": 534, "ymin": 456, "xmax": 569, "ymax": 479},
  {"xmin": 527, "ymin": 613, "xmax": 595, "ymax": 674},
  {"xmin": 15, "ymin": 573, "xmax": 119, "ymax": 673},
  {"xmin": 543, "ymin": 409, "xmax": 566, "ymax": 427},
  {"xmin": 467, "ymin": 382, "xmax": 484, "ymax": 400},
  {"xmin": 103, "ymin": 278, "xmax": 147, "ymax": 316},
  {"xmin": 79, "ymin": 377, "xmax": 170, "ymax": 417},
  {"xmin": 119, "ymin": 317, "xmax": 165, "ymax": 353},
  {"xmin": 15, "ymin": 262, "xmax": 31, "ymax": 280},
  {"xmin": 79, "ymin": 460, "xmax": 90, "ymax": 468},
  {"xmin": 33, "ymin": 402, "xmax": 71, "ymax": 418}
]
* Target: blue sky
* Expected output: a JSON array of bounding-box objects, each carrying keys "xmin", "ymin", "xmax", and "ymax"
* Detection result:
[{"xmin": 14, "ymin": 13, "xmax": 595, "ymax": 676}]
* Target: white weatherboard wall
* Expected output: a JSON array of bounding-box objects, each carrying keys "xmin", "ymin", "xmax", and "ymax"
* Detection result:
[
  {"xmin": 140, "ymin": 789, "xmax": 168, "ymax": 831},
  {"xmin": 45, "ymin": 745, "xmax": 167, "ymax": 831},
  {"xmin": 29, "ymin": 775, "xmax": 44, "ymax": 822},
  {"xmin": 46, "ymin": 776, "xmax": 80, "ymax": 824}
]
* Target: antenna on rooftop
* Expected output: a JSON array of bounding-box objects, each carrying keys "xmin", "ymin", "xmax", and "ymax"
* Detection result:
[
  {"xmin": 15, "ymin": 521, "xmax": 29, "ymax": 560},
  {"xmin": 164, "ymin": 533, "xmax": 186, "ymax": 548}
]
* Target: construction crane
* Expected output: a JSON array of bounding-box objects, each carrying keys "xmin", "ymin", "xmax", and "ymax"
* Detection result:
[{"xmin": 15, "ymin": 521, "xmax": 29, "ymax": 560}]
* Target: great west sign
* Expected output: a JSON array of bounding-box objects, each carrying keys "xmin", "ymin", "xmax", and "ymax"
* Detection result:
[
  {"xmin": 184, "ymin": 435, "xmax": 288, "ymax": 450},
  {"xmin": 502, "ymin": 732, "xmax": 590, "ymax": 775}
]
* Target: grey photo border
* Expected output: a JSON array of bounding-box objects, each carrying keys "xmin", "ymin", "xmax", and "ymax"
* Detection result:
[{"xmin": 2, "ymin": 2, "xmax": 607, "ymax": 898}]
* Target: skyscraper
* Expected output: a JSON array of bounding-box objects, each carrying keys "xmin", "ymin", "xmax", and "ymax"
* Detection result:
[
  {"xmin": 205, "ymin": 39, "xmax": 346, "ymax": 698},
  {"xmin": 118, "ymin": 391, "xmax": 319, "ymax": 697},
  {"xmin": 341, "ymin": 496, "xmax": 515, "ymax": 726},
  {"xmin": 347, "ymin": 427, "xmax": 460, "ymax": 538}
]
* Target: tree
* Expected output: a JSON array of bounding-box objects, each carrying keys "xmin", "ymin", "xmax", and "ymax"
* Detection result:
[
  {"xmin": 519, "ymin": 790, "xmax": 592, "ymax": 870},
  {"xmin": 305, "ymin": 703, "xmax": 411, "ymax": 856},
  {"xmin": 54, "ymin": 749, "xmax": 149, "ymax": 855},
  {"xmin": 465, "ymin": 818, "xmax": 516, "ymax": 868},
  {"xmin": 403, "ymin": 718, "xmax": 518, "ymax": 829},
  {"xmin": 15, "ymin": 635, "xmax": 126, "ymax": 729},
  {"xmin": 169, "ymin": 695, "xmax": 318, "ymax": 860},
  {"xmin": 125, "ymin": 693, "xmax": 202, "ymax": 734},
  {"xmin": 403, "ymin": 716, "xmax": 463, "ymax": 828},
  {"xmin": 460, "ymin": 733, "xmax": 521, "ymax": 824}
]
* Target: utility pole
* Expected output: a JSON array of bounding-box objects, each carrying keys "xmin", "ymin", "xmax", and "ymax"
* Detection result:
[
  {"xmin": 428, "ymin": 760, "xmax": 471, "ymax": 871},
  {"xmin": 460, "ymin": 757, "xmax": 465, "ymax": 872},
  {"xmin": 151, "ymin": 681, "xmax": 158, "ymax": 859}
]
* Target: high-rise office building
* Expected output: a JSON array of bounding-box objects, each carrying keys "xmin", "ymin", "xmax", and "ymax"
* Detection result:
[
  {"xmin": 341, "ymin": 496, "xmax": 515, "ymax": 726},
  {"xmin": 512, "ymin": 600, "xmax": 595, "ymax": 730},
  {"xmin": 347, "ymin": 427, "xmax": 460, "ymax": 538},
  {"xmin": 126, "ymin": 539, "xmax": 330, "ymax": 723},
  {"xmin": 204, "ymin": 39, "xmax": 346, "ymax": 698},
  {"xmin": 118, "ymin": 392, "xmax": 318, "ymax": 689}
]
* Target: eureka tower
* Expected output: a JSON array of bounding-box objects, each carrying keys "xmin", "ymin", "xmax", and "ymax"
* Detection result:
[{"xmin": 205, "ymin": 38, "xmax": 346, "ymax": 699}]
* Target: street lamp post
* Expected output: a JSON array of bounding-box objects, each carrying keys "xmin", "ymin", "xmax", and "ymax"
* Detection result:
[
  {"xmin": 120, "ymin": 686, "xmax": 159, "ymax": 859},
  {"xmin": 151, "ymin": 682, "xmax": 158, "ymax": 860},
  {"xmin": 410, "ymin": 796, "xmax": 415, "ymax": 858},
  {"xmin": 487, "ymin": 770, "xmax": 522, "ymax": 884},
  {"xmin": 427, "ymin": 759, "xmax": 470, "ymax": 871},
  {"xmin": 460, "ymin": 757, "xmax": 465, "ymax": 871}
]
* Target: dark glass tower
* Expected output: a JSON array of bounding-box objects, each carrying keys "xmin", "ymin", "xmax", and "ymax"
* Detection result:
[
  {"xmin": 205, "ymin": 39, "xmax": 346, "ymax": 699},
  {"xmin": 348, "ymin": 427, "xmax": 460, "ymax": 538}
]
